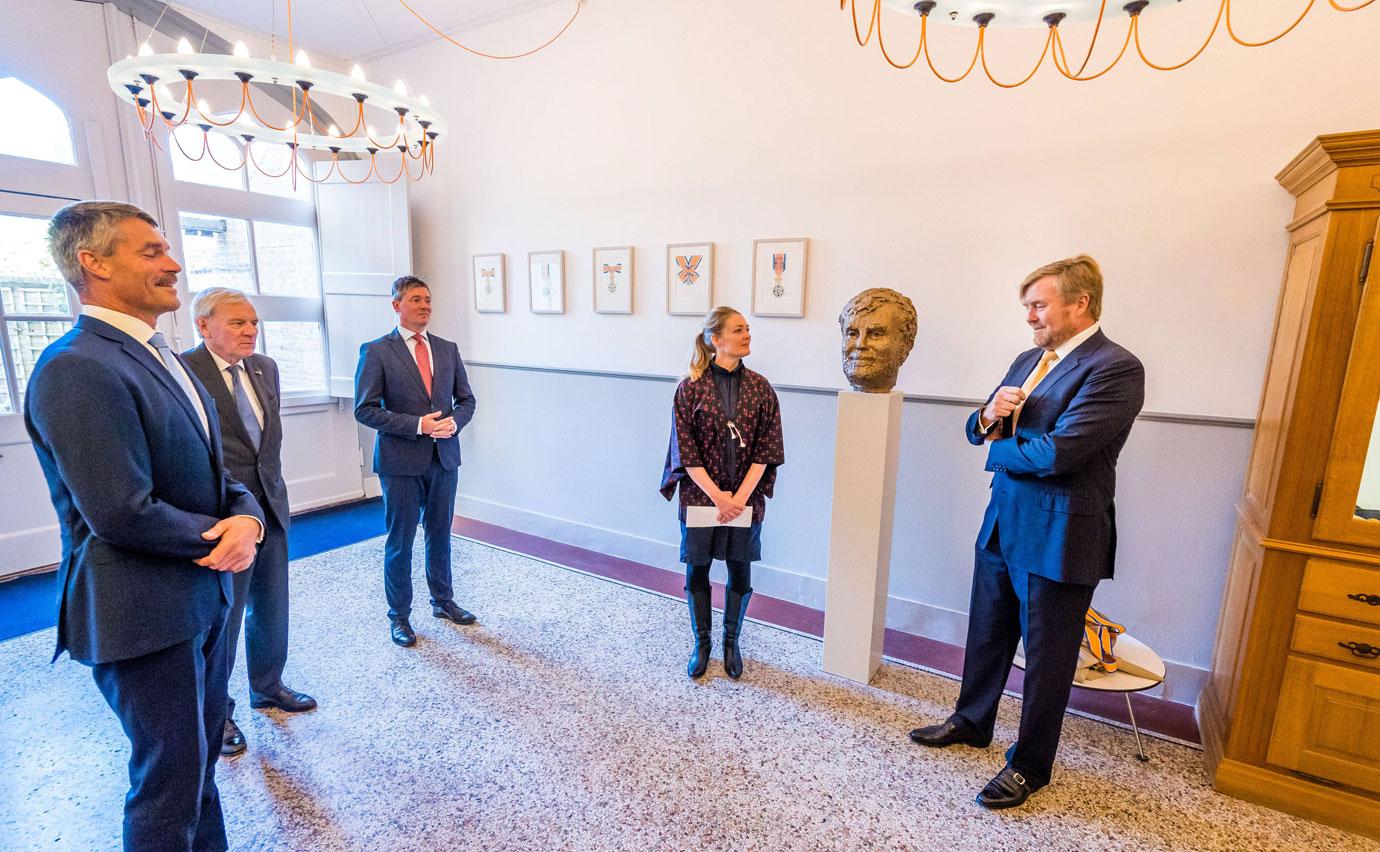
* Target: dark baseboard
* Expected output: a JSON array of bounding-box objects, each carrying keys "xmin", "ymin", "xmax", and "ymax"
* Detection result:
[{"xmin": 451, "ymin": 514, "xmax": 1201, "ymax": 745}]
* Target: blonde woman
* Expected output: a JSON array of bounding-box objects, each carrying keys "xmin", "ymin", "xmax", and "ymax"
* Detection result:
[{"xmin": 660, "ymin": 307, "xmax": 785, "ymax": 679}]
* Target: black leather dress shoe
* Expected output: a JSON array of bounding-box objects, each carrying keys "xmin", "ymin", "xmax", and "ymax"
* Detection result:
[
  {"xmin": 391, "ymin": 617, "xmax": 417, "ymax": 647},
  {"xmin": 432, "ymin": 600, "xmax": 477, "ymax": 625},
  {"xmin": 221, "ymin": 718, "xmax": 246, "ymax": 756},
  {"xmin": 249, "ymin": 685, "xmax": 318, "ymax": 713},
  {"xmin": 908, "ymin": 716, "xmax": 991, "ymax": 748},
  {"xmin": 976, "ymin": 764, "xmax": 1039, "ymax": 810}
]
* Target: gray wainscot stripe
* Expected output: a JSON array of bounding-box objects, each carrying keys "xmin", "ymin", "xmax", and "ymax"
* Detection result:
[{"xmin": 465, "ymin": 361, "xmax": 1256, "ymax": 429}]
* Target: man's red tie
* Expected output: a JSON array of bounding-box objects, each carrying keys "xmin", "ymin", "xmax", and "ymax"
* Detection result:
[{"xmin": 413, "ymin": 335, "xmax": 432, "ymax": 397}]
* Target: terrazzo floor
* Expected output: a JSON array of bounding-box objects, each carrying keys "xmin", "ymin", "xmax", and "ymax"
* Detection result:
[{"xmin": 0, "ymin": 536, "xmax": 1374, "ymax": 851}]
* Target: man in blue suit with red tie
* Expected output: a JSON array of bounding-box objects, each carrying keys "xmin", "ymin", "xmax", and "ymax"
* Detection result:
[
  {"xmin": 26, "ymin": 202, "xmax": 265, "ymax": 850},
  {"xmin": 908, "ymin": 255, "xmax": 1145, "ymax": 809},
  {"xmin": 354, "ymin": 275, "xmax": 478, "ymax": 647}
]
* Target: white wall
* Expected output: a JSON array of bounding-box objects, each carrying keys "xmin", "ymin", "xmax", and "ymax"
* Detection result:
[
  {"xmin": 364, "ymin": 0, "xmax": 1380, "ymax": 704},
  {"xmin": 370, "ymin": 0, "xmax": 1380, "ymax": 419}
]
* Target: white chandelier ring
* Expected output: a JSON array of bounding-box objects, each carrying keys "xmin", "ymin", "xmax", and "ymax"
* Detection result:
[
  {"xmin": 878, "ymin": 0, "xmax": 1144, "ymax": 28},
  {"xmin": 107, "ymin": 53, "xmax": 447, "ymax": 156}
]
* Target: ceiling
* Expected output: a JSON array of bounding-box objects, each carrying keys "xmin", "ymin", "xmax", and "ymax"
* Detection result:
[{"xmin": 168, "ymin": 0, "xmax": 564, "ymax": 63}]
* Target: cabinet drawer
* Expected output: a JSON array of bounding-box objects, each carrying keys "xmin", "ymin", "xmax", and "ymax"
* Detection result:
[
  {"xmin": 1292, "ymin": 614, "xmax": 1380, "ymax": 671},
  {"xmin": 1299, "ymin": 559, "xmax": 1380, "ymax": 627},
  {"xmin": 1268, "ymin": 656, "xmax": 1380, "ymax": 794}
]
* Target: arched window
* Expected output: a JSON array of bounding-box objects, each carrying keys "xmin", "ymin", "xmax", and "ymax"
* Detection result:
[{"xmin": 0, "ymin": 78, "xmax": 76, "ymax": 165}]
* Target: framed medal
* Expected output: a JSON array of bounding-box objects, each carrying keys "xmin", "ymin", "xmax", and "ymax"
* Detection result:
[
  {"xmin": 593, "ymin": 246, "xmax": 634, "ymax": 314},
  {"xmin": 666, "ymin": 241, "xmax": 714, "ymax": 316},
  {"xmin": 528, "ymin": 249, "xmax": 565, "ymax": 314},
  {"xmin": 472, "ymin": 252, "xmax": 506, "ymax": 313},
  {"xmin": 751, "ymin": 237, "xmax": 808, "ymax": 318}
]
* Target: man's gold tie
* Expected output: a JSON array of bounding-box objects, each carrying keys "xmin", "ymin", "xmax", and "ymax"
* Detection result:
[{"xmin": 1012, "ymin": 350, "xmax": 1059, "ymax": 432}]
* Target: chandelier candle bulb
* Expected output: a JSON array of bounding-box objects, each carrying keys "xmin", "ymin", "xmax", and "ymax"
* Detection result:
[
  {"xmin": 294, "ymin": 49, "xmax": 311, "ymax": 68},
  {"xmin": 350, "ymin": 64, "xmax": 366, "ymax": 82},
  {"xmin": 233, "ymin": 41, "xmax": 250, "ymax": 59},
  {"xmin": 137, "ymin": 42, "xmax": 154, "ymax": 57},
  {"xmin": 176, "ymin": 38, "xmax": 193, "ymax": 55}
]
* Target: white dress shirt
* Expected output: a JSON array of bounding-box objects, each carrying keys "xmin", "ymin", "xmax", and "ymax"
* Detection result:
[
  {"xmin": 82, "ymin": 305, "xmax": 209, "ymax": 436},
  {"xmin": 207, "ymin": 348, "xmax": 265, "ymax": 430}
]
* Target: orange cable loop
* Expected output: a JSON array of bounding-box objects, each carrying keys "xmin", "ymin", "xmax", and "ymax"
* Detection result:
[
  {"xmin": 243, "ymin": 82, "xmax": 311, "ymax": 132},
  {"xmin": 170, "ymin": 126, "xmax": 210, "ymax": 162},
  {"xmin": 1051, "ymin": 18, "xmax": 1133, "ymax": 81},
  {"xmin": 148, "ymin": 84, "xmax": 192, "ymax": 128},
  {"xmin": 246, "ymin": 141, "xmax": 295, "ymax": 179},
  {"xmin": 1225, "ymin": 0, "xmax": 1316, "ymax": 48},
  {"xmin": 203, "ymin": 133, "xmax": 248, "ymax": 171},
  {"xmin": 980, "ymin": 25, "xmax": 1054, "ymax": 88},
  {"xmin": 364, "ymin": 116, "xmax": 406, "ymax": 151},
  {"xmin": 922, "ymin": 16, "xmax": 981, "ymax": 83},
  {"xmin": 398, "ymin": 0, "xmax": 583, "ymax": 60},
  {"xmin": 849, "ymin": 0, "xmax": 880, "ymax": 47},
  {"xmin": 876, "ymin": 0, "xmax": 925, "ymax": 69},
  {"xmin": 1133, "ymin": 1, "xmax": 1225, "ymax": 71},
  {"xmin": 1071, "ymin": 0, "xmax": 1109, "ymax": 77},
  {"xmin": 185, "ymin": 79, "xmax": 249, "ymax": 128},
  {"xmin": 291, "ymin": 152, "xmax": 337, "ymax": 184},
  {"xmin": 1330, "ymin": 0, "xmax": 1376, "ymax": 9}
]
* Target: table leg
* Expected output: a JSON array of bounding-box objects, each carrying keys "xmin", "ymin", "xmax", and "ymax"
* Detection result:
[{"xmin": 1125, "ymin": 693, "xmax": 1149, "ymax": 762}]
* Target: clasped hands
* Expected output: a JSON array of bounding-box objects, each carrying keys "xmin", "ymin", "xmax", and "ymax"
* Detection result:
[
  {"xmin": 196, "ymin": 516, "xmax": 261, "ymax": 573},
  {"xmin": 420, "ymin": 410, "xmax": 458, "ymax": 439},
  {"xmin": 710, "ymin": 489, "xmax": 748, "ymax": 525},
  {"xmin": 981, "ymin": 386, "xmax": 1027, "ymax": 441}
]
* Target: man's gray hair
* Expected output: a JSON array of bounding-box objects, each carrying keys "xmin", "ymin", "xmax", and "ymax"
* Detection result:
[
  {"xmin": 191, "ymin": 287, "xmax": 253, "ymax": 322},
  {"xmin": 47, "ymin": 201, "xmax": 159, "ymax": 290}
]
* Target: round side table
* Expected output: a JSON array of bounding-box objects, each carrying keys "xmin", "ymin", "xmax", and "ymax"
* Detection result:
[{"xmin": 1014, "ymin": 633, "xmax": 1166, "ymax": 761}]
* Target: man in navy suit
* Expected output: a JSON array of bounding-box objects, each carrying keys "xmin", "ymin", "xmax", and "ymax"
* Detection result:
[
  {"xmin": 26, "ymin": 201, "xmax": 265, "ymax": 850},
  {"xmin": 908, "ymin": 255, "xmax": 1145, "ymax": 809},
  {"xmin": 185, "ymin": 288, "xmax": 317, "ymax": 758},
  {"xmin": 354, "ymin": 275, "xmax": 478, "ymax": 647}
]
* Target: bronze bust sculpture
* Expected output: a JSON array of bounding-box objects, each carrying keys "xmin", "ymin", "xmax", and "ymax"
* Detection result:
[{"xmin": 838, "ymin": 288, "xmax": 918, "ymax": 393}]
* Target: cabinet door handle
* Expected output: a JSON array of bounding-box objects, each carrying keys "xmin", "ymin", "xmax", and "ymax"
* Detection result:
[
  {"xmin": 1346, "ymin": 593, "xmax": 1380, "ymax": 606},
  {"xmin": 1338, "ymin": 641, "xmax": 1380, "ymax": 659}
]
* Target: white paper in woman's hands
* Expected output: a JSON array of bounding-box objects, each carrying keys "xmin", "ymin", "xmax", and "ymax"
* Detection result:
[{"xmin": 686, "ymin": 506, "xmax": 753, "ymax": 528}]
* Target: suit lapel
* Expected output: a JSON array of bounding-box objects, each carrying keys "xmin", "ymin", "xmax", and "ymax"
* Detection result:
[
  {"xmin": 388, "ymin": 330, "xmax": 432, "ymax": 404},
  {"xmin": 428, "ymin": 336, "xmax": 449, "ymax": 405},
  {"xmin": 1024, "ymin": 329, "xmax": 1107, "ymax": 408},
  {"xmin": 82, "ymin": 317, "xmax": 212, "ymax": 454}
]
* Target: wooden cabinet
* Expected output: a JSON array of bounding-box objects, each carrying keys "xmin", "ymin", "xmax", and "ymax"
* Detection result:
[{"xmin": 1201, "ymin": 130, "xmax": 1380, "ymax": 839}]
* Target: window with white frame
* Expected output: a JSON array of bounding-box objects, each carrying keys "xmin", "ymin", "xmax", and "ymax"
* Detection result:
[
  {"xmin": 0, "ymin": 213, "xmax": 76, "ymax": 415},
  {"xmin": 0, "ymin": 77, "xmax": 76, "ymax": 165},
  {"xmin": 169, "ymin": 127, "xmax": 328, "ymax": 395},
  {"xmin": 0, "ymin": 77, "xmax": 78, "ymax": 415}
]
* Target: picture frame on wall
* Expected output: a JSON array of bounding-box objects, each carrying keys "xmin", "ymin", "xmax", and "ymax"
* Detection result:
[
  {"xmin": 666, "ymin": 241, "xmax": 714, "ymax": 316},
  {"xmin": 472, "ymin": 253, "xmax": 506, "ymax": 313},
  {"xmin": 592, "ymin": 246, "xmax": 634, "ymax": 314},
  {"xmin": 751, "ymin": 237, "xmax": 808, "ymax": 318},
  {"xmin": 528, "ymin": 249, "xmax": 565, "ymax": 314}
]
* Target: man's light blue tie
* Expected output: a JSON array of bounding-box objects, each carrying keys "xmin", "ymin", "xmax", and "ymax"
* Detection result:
[
  {"xmin": 147, "ymin": 332, "xmax": 205, "ymax": 434},
  {"xmin": 228, "ymin": 363, "xmax": 263, "ymax": 452}
]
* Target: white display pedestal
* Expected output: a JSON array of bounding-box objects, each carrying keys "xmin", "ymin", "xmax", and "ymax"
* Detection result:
[{"xmin": 821, "ymin": 390, "xmax": 904, "ymax": 684}]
